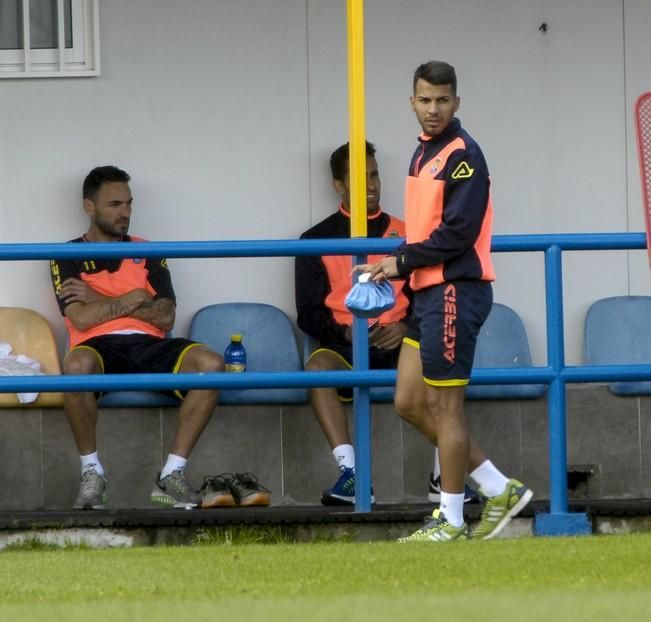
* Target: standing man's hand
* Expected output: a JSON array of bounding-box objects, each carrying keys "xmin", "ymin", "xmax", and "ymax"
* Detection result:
[{"xmin": 354, "ymin": 256, "xmax": 399, "ymax": 281}]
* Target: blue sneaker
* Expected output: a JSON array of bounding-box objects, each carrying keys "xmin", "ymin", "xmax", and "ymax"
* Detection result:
[
  {"xmin": 321, "ymin": 467, "xmax": 375, "ymax": 506},
  {"xmin": 428, "ymin": 473, "xmax": 479, "ymax": 504}
]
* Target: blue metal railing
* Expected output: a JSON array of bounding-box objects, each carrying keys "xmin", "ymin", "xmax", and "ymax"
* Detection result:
[{"xmin": 1, "ymin": 232, "xmax": 649, "ymax": 534}]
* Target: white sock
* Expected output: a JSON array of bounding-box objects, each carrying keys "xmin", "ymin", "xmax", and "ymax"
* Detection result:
[
  {"xmin": 470, "ymin": 460, "xmax": 510, "ymax": 497},
  {"xmin": 160, "ymin": 453, "xmax": 187, "ymax": 479},
  {"xmin": 332, "ymin": 444, "xmax": 355, "ymax": 471},
  {"xmin": 439, "ymin": 491, "xmax": 465, "ymax": 527},
  {"xmin": 80, "ymin": 452, "xmax": 104, "ymax": 477},
  {"xmin": 433, "ymin": 448, "xmax": 441, "ymax": 479}
]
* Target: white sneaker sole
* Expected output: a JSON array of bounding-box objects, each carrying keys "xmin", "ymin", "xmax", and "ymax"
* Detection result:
[
  {"xmin": 150, "ymin": 490, "xmax": 199, "ymax": 510},
  {"xmin": 74, "ymin": 502, "xmax": 106, "ymax": 510}
]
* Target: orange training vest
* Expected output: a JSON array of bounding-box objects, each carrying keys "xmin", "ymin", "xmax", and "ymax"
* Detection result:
[{"xmin": 404, "ymin": 138, "xmax": 494, "ymax": 290}]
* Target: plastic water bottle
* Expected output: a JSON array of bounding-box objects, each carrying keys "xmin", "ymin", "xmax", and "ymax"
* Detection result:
[{"xmin": 224, "ymin": 334, "xmax": 247, "ymax": 372}]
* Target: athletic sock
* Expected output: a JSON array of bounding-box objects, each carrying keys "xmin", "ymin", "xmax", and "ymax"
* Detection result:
[
  {"xmin": 160, "ymin": 453, "xmax": 187, "ymax": 480},
  {"xmin": 470, "ymin": 460, "xmax": 510, "ymax": 497},
  {"xmin": 439, "ymin": 491, "xmax": 465, "ymax": 527},
  {"xmin": 80, "ymin": 452, "xmax": 104, "ymax": 477},
  {"xmin": 332, "ymin": 444, "xmax": 355, "ymax": 471},
  {"xmin": 433, "ymin": 447, "xmax": 441, "ymax": 480}
]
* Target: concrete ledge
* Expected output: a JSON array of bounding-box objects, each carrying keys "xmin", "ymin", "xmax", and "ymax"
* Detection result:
[
  {"xmin": 2, "ymin": 499, "xmax": 649, "ymax": 531},
  {"xmin": 0, "ymin": 500, "xmax": 649, "ymax": 547}
]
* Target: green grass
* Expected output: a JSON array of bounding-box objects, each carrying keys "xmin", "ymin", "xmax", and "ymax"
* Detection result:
[{"xmin": 1, "ymin": 533, "xmax": 651, "ymax": 621}]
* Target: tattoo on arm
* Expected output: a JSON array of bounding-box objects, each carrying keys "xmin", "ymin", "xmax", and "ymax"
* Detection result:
[
  {"xmin": 130, "ymin": 298, "xmax": 175, "ymax": 330},
  {"xmin": 65, "ymin": 295, "xmax": 142, "ymax": 331},
  {"xmin": 108, "ymin": 301, "xmax": 130, "ymax": 319}
]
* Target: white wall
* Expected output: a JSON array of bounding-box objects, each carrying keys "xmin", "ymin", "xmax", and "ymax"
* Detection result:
[
  {"xmin": 1, "ymin": 0, "xmax": 650, "ymax": 363},
  {"xmin": 0, "ymin": 0, "xmax": 311, "ymax": 354}
]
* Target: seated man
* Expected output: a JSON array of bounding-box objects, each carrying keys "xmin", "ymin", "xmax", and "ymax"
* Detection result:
[
  {"xmin": 50, "ymin": 165, "xmax": 223, "ymax": 510},
  {"xmin": 295, "ymin": 141, "xmax": 411, "ymax": 505}
]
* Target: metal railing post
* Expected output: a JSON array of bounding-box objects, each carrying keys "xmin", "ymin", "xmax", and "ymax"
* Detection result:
[
  {"xmin": 353, "ymin": 255, "xmax": 373, "ymax": 512},
  {"xmin": 545, "ymin": 245, "xmax": 569, "ymax": 514},
  {"xmin": 535, "ymin": 244, "xmax": 591, "ymax": 535}
]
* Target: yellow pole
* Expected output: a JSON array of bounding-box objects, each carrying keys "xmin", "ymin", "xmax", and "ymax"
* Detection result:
[
  {"xmin": 347, "ymin": 0, "xmax": 372, "ymax": 514},
  {"xmin": 346, "ymin": 0, "xmax": 367, "ymax": 238}
]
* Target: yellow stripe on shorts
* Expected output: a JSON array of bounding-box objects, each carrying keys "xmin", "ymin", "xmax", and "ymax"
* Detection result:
[{"xmin": 423, "ymin": 377, "xmax": 469, "ymax": 387}]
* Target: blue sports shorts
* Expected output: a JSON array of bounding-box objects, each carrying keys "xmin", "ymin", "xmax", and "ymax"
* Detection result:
[{"xmin": 404, "ymin": 280, "xmax": 493, "ymax": 386}]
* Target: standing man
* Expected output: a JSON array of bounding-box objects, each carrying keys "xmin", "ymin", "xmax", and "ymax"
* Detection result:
[
  {"xmin": 360, "ymin": 61, "xmax": 532, "ymax": 541},
  {"xmin": 296, "ymin": 141, "xmax": 411, "ymax": 505},
  {"xmin": 50, "ymin": 165, "xmax": 223, "ymax": 510}
]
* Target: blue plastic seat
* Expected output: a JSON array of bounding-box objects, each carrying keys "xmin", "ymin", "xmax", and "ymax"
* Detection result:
[
  {"xmin": 189, "ymin": 303, "xmax": 308, "ymax": 404},
  {"xmin": 584, "ymin": 296, "xmax": 651, "ymax": 395},
  {"xmin": 303, "ymin": 302, "xmax": 545, "ymax": 401},
  {"xmin": 466, "ymin": 303, "xmax": 546, "ymax": 400},
  {"xmin": 99, "ymin": 390, "xmax": 179, "ymax": 408}
]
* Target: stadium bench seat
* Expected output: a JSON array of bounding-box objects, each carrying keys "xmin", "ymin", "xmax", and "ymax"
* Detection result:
[
  {"xmin": 584, "ymin": 295, "xmax": 651, "ymax": 396},
  {"xmin": 303, "ymin": 303, "xmax": 545, "ymax": 402},
  {"xmin": 98, "ymin": 389, "xmax": 180, "ymax": 408},
  {"xmin": 465, "ymin": 303, "xmax": 546, "ymax": 400},
  {"xmin": 0, "ymin": 307, "xmax": 64, "ymax": 407},
  {"xmin": 189, "ymin": 302, "xmax": 308, "ymax": 404}
]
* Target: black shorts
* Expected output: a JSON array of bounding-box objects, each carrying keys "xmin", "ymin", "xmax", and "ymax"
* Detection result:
[
  {"xmin": 307, "ymin": 342, "xmax": 399, "ymax": 401},
  {"xmin": 404, "ymin": 281, "xmax": 493, "ymax": 386},
  {"xmin": 70, "ymin": 334, "xmax": 205, "ymax": 399}
]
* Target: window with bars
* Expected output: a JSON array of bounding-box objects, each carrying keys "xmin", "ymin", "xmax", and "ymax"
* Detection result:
[{"xmin": 0, "ymin": 0, "xmax": 99, "ymax": 77}]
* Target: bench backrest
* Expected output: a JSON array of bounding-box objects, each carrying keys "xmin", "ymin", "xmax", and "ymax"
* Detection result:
[
  {"xmin": 190, "ymin": 302, "xmax": 308, "ymax": 404},
  {"xmin": 584, "ymin": 295, "xmax": 651, "ymax": 395},
  {"xmin": 304, "ymin": 302, "xmax": 546, "ymax": 402},
  {"xmin": 466, "ymin": 302, "xmax": 546, "ymax": 400}
]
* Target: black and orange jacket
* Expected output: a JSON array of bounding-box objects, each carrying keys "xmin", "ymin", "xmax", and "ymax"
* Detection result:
[
  {"xmin": 394, "ymin": 118, "xmax": 495, "ymax": 290},
  {"xmin": 50, "ymin": 235, "xmax": 175, "ymax": 348},
  {"xmin": 296, "ymin": 206, "xmax": 411, "ymax": 345}
]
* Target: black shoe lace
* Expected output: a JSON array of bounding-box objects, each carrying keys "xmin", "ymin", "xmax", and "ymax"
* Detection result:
[
  {"xmin": 201, "ymin": 473, "xmax": 233, "ymax": 490},
  {"xmin": 233, "ymin": 472, "xmax": 270, "ymax": 492}
]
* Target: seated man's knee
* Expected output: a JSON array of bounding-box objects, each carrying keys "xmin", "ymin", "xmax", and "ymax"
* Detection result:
[
  {"xmin": 187, "ymin": 347, "xmax": 224, "ymax": 374},
  {"xmin": 63, "ymin": 350, "xmax": 101, "ymax": 375},
  {"xmin": 305, "ymin": 352, "xmax": 345, "ymax": 372},
  {"xmin": 305, "ymin": 357, "xmax": 325, "ymax": 372}
]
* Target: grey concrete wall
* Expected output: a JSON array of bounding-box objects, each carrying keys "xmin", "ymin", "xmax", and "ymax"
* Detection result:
[{"xmin": 1, "ymin": 384, "xmax": 649, "ymax": 510}]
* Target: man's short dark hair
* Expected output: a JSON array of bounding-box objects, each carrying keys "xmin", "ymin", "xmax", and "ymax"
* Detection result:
[
  {"xmin": 329, "ymin": 141, "xmax": 376, "ymax": 182},
  {"xmin": 83, "ymin": 165, "xmax": 131, "ymax": 201},
  {"xmin": 413, "ymin": 61, "xmax": 457, "ymax": 95}
]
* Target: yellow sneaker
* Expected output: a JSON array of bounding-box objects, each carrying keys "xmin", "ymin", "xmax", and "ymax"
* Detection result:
[
  {"xmin": 398, "ymin": 509, "xmax": 468, "ymax": 543},
  {"xmin": 472, "ymin": 478, "xmax": 533, "ymax": 540}
]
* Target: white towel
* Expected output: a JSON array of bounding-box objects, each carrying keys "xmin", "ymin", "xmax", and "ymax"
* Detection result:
[{"xmin": 0, "ymin": 342, "xmax": 43, "ymax": 404}]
